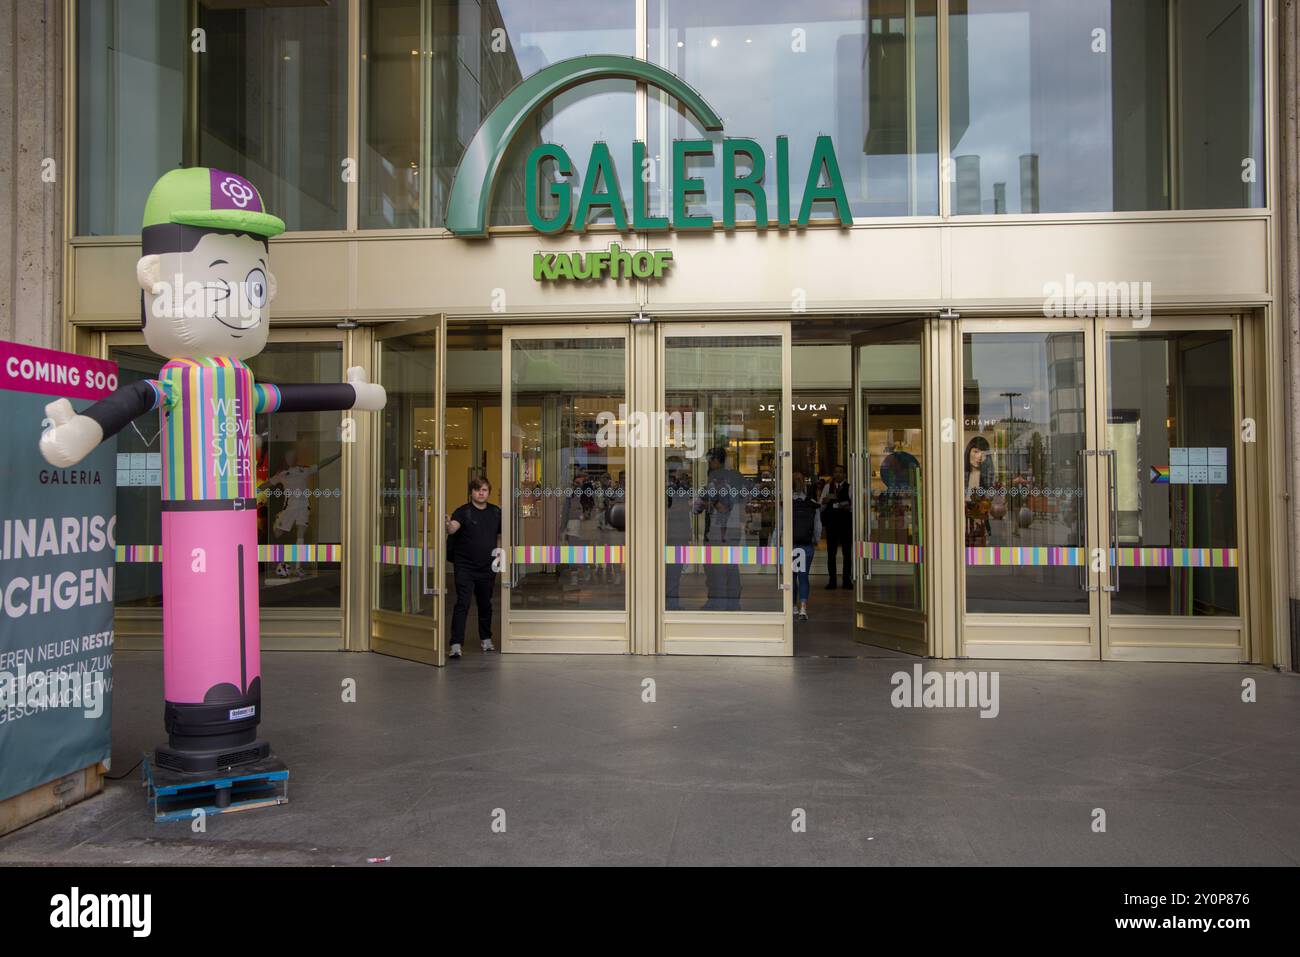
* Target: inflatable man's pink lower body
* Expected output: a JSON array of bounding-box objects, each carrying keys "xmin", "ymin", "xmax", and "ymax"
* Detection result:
[{"xmin": 156, "ymin": 505, "xmax": 266, "ymax": 771}]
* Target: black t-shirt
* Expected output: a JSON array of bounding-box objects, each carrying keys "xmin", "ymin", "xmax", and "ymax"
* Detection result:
[{"xmin": 449, "ymin": 502, "xmax": 501, "ymax": 570}]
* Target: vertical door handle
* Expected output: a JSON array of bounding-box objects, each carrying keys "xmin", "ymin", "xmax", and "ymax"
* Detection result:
[
  {"xmin": 502, "ymin": 451, "xmax": 520, "ymax": 588},
  {"xmin": 863, "ymin": 450, "xmax": 873, "ymax": 581},
  {"xmin": 777, "ymin": 450, "xmax": 790, "ymax": 591},
  {"xmin": 1100, "ymin": 449, "xmax": 1119, "ymax": 594},
  {"xmin": 1076, "ymin": 449, "xmax": 1098, "ymax": 593},
  {"xmin": 421, "ymin": 449, "xmax": 437, "ymax": 597}
]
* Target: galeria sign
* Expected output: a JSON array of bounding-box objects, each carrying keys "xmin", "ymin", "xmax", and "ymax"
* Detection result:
[
  {"xmin": 445, "ymin": 55, "xmax": 852, "ymax": 239},
  {"xmin": 524, "ymin": 135, "xmax": 850, "ymax": 235}
]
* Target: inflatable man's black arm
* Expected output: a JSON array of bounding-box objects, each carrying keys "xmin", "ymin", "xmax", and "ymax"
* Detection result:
[
  {"xmin": 271, "ymin": 382, "xmax": 359, "ymax": 413},
  {"xmin": 80, "ymin": 379, "xmax": 161, "ymax": 439}
]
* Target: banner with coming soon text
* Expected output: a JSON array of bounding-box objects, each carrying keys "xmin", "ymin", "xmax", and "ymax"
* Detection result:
[{"xmin": 0, "ymin": 340, "xmax": 118, "ymax": 802}]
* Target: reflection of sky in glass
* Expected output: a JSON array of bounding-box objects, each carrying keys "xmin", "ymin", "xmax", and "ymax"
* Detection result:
[
  {"xmin": 951, "ymin": 1, "xmax": 1117, "ymax": 213},
  {"xmin": 490, "ymin": 2, "xmax": 636, "ymax": 225},
  {"xmin": 648, "ymin": 1, "xmax": 939, "ymax": 219},
  {"xmin": 503, "ymin": 15, "xmax": 633, "ymax": 145},
  {"xmin": 963, "ymin": 335, "xmax": 1087, "ymax": 478},
  {"xmin": 966, "ymin": 338, "xmax": 1051, "ymax": 435}
]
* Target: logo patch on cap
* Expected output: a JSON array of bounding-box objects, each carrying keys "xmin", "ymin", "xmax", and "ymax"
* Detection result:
[{"xmin": 210, "ymin": 169, "xmax": 262, "ymax": 212}]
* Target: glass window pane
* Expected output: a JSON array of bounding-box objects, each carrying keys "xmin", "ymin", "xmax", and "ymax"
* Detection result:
[
  {"xmin": 361, "ymin": 0, "xmax": 636, "ymax": 229},
  {"xmin": 76, "ymin": 0, "xmax": 185, "ymax": 236},
  {"xmin": 108, "ymin": 342, "xmax": 344, "ymax": 611},
  {"xmin": 963, "ymin": 332, "xmax": 1088, "ymax": 613},
  {"xmin": 79, "ymin": 2, "xmax": 347, "ymax": 234},
  {"xmin": 949, "ymin": 0, "xmax": 1264, "ymax": 213},
  {"xmin": 110, "ymin": 345, "xmax": 166, "ymax": 606},
  {"xmin": 197, "ymin": 1, "xmax": 348, "ymax": 231},
  {"xmin": 376, "ymin": 334, "xmax": 441, "ymax": 617},
  {"xmin": 663, "ymin": 336, "xmax": 783, "ymax": 613},
  {"xmin": 858, "ymin": 328, "xmax": 925, "ymax": 613},
  {"xmin": 361, "ymin": 0, "xmax": 423, "ymax": 229},
  {"xmin": 509, "ymin": 338, "xmax": 626, "ymax": 611},
  {"xmin": 1106, "ymin": 331, "xmax": 1238, "ymax": 616},
  {"xmin": 1175, "ymin": 0, "xmax": 1266, "ymax": 209},
  {"xmin": 248, "ymin": 343, "xmax": 345, "ymax": 608},
  {"xmin": 648, "ymin": 0, "xmax": 940, "ymax": 221}
]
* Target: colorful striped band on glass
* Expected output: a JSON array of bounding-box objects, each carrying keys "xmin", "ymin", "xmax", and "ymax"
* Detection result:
[
  {"xmin": 662, "ymin": 546, "xmax": 783, "ymax": 565},
  {"xmin": 1112, "ymin": 547, "xmax": 1238, "ymax": 568},
  {"xmin": 374, "ymin": 545, "xmax": 425, "ymax": 568},
  {"xmin": 116, "ymin": 544, "xmax": 344, "ymax": 563},
  {"xmin": 511, "ymin": 545, "xmax": 625, "ymax": 565},
  {"xmin": 965, "ymin": 547, "xmax": 1086, "ymax": 566},
  {"xmin": 115, "ymin": 544, "xmax": 162, "ymax": 563},
  {"xmin": 965, "ymin": 547, "xmax": 1238, "ymax": 567},
  {"xmin": 259, "ymin": 545, "xmax": 342, "ymax": 563},
  {"xmin": 857, "ymin": 541, "xmax": 923, "ymax": 563}
]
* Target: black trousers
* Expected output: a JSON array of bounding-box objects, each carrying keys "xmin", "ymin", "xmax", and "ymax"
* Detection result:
[
  {"xmin": 825, "ymin": 524, "xmax": 852, "ymax": 586},
  {"xmin": 451, "ymin": 564, "xmax": 495, "ymax": 644}
]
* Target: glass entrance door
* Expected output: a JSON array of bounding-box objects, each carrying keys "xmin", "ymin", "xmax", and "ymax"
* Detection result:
[
  {"xmin": 372, "ymin": 315, "xmax": 446, "ymax": 665},
  {"xmin": 958, "ymin": 317, "xmax": 1246, "ymax": 662},
  {"xmin": 852, "ymin": 322, "xmax": 927, "ymax": 655},
  {"xmin": 501, "ymin": 326, "xmax": 629, "ymax": 653},
  {"xmin": 658, "ymin": 322, "xmax": 792, "ymax": 655},
  {"xmin": 1097, "ymin": 317, "xmax": 1245, "ymax": 661},
  {"xmin": 960, "ymin": 319, "xmax": 1099, "ymax": 658}
]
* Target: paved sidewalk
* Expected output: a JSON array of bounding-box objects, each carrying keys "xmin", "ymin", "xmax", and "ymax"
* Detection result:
[{"xmin": 2, "ymin": 650, "xmax": 1298, "ymax": 866}]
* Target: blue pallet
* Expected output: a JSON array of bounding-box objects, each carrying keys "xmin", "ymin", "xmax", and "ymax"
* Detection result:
[{"xmin": 142, "ymin": 753, "xmax": 289, "ymax": 823}]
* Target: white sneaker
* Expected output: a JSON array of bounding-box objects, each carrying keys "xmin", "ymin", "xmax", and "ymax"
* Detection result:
[
  {"xmin": 449, "ymin": 643, "xmax": 462, "ymax": 658},
  {"xmin": 798, "ymin": 607, "xmax": 809, "ymax": 621},
  {"xmin": 481, "ymin": 639, "xmax": 495, "ymax": 653}
]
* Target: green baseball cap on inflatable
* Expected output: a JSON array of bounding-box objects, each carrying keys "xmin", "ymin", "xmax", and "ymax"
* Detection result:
[{"xmin": 142, "ymin": 167, "xmax": 286, "ymax": 238}]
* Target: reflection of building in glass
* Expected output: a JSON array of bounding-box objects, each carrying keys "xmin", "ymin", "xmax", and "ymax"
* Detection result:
[
  {"xmin": 1046, "ymin": 332, "xmax": 1086, "ymax": 477},
  {"xmin": 954, "ymin": 154, "xmax": 980, "ymax": 214},
  {"xmin": 1019, "ymin": 153, "xmax": 1040, "ymax": 213},
  {"xmin": 429, "ymin": 1, "xmax": 535, "ymax": 225}
]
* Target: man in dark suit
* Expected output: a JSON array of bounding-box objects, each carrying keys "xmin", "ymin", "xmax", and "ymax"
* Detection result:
[{"xmin": 819, "ymin": 464, "xmax": 852, "ymax": 589}]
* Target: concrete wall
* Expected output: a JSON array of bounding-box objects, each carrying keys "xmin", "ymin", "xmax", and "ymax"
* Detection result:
[{"xmin": 0, "ymin": 0, "xmax": 62, "ymax": 348}]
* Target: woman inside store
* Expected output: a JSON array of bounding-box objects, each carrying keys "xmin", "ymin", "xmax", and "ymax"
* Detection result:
[{"xmin": 963, "ymin": 435, "xmax": 995, "ymax": 546}]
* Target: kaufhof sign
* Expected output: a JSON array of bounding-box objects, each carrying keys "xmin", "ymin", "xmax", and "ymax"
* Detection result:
[{"xmin": 446, "ymin": 55, "xmax": 850, "ymax": 280}]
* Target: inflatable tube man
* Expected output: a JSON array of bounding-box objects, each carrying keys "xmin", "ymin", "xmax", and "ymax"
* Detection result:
[{"xmin": 39, "ymin": 168, "xmax": 386, "ymax": 772}]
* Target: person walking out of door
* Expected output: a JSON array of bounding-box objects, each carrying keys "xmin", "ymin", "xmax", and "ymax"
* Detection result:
[
  {"xmin": 445, "ymin": 476, "xmax": 501, "ymax": 658},
  {"xmin": 819, "ymin": 464, "xmax": 852, "ymax": 589},
  {"xmin": 791, "ymin": 470, "xmax": 821, "ymax": 620}
]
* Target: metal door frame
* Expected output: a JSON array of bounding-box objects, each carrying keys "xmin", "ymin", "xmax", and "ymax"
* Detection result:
[
  {"xmin": 656, "ymin": 320, "xmax": 793, "ymax": 656},
  {"xmin": 955, "ymin": 317, "xmax": 1104, "ymax": 660},
  {"xmin": 500, "ymin": 323, "xmax": 632, "ymax": 653},
  {"xmin": 370, "ymin": 314, "xmax": 447, "ymax": 665},
  {"xmin": 1095, "ymin": 314, "xmax": 1248, "ymax": 662},
  {"xmin": 851, "ymin": 322, "xmax": 929, "ymax": 655}
]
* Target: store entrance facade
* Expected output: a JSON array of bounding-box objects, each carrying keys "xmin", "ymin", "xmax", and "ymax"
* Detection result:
[
  {"xmin": 958, "ymin": 315, "xmax": 1249, "ymax": 662},
  {"xmin": 494, "ymin": 321, "xmax": 793, "ymax": 656},
  {"xmin": 359, "ymin": 312, "xmax": 1263, "ymax": 665}
]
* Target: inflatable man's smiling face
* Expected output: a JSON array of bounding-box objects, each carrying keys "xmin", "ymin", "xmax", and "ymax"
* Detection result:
[{"xmin": 136, "ymin": 168, "xmax": 286, "ymax": 361}]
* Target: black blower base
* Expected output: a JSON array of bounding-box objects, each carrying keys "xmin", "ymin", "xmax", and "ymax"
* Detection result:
[{"xmin": 153, "ymin": 737, "xmax": 271, "ymax": 773}]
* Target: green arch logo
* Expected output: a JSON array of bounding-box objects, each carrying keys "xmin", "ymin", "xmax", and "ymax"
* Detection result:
[{"xmin": 445, "ymin": 55, "xmax": 723, "ymax": 238}]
